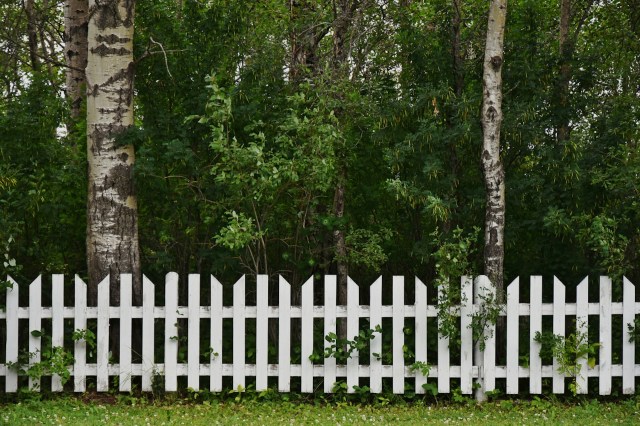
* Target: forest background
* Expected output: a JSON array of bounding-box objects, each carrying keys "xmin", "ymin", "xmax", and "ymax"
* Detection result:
[{"xmin": 0, "ymin": 0, "xmax": 638, "ymax": 300}]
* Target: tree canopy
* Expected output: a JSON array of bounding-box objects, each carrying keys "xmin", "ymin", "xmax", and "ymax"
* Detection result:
[{"xmin": 1, "ymin": 0, "xmax": 638, "ymax": 289}]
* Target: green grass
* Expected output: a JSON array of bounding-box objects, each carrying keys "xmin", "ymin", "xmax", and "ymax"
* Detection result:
[{"xmin": 1, "ymin": 395, "xmax": 639, "ymax": 425}]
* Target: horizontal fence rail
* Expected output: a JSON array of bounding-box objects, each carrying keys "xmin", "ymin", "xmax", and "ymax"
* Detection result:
[{"xmin": 0, "ymin": 274, "xmax": 638, "ymax": 397}]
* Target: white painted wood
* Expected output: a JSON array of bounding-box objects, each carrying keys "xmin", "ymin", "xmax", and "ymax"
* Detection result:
[
  {"xmin": 529, "ymin": 276, "xmax": 542, "ymax": 394},
  {"xmin": 5, "ymin": 276, "xmax": 19, "ymax": 392},
  {"xmin": 576, "ymin": 277, "xmax": 589, "ymax": 394},
  {"xmin": 415, "ymin": 278, "xmax": 428, "ymax": 394},
  {"xmin": 256, "ymin": 275, "xmax": 268, "ymax": 391},
  {"xmin": 346, "ymin": 277, "xmax": 360, "ymax": 393},
  {"xmin": 4, "ymin": 273, "xmax": 640, "ymax": 396},
  {"xmin": 460, "ymin": 276, "xmax": 473, "ymax": 394},
  {"xmin": 119, "ymin": 274, "xmax": 132, "ymax": 392},
  {"xmin": 324, "ymin": 275, "xmax": 337, "ymax": 393},
  {"xmin": 370, "ymin": 277, "xmax": 383, "ymax": 393},
  {"xmin": 233, "ymin": 276, "xmax": 246, "ymax": 390},
  {"xmin": 28, "ymin": 276, "xmax": 42, "ymax": 390},
  {"xmin": 437, "ymin": 281, "xmax": 450, "ymax": 394},
  {"xmin": 301, "ymin": 277, "xmax": 314, "ymax": 392},
  {"xmin": 481, "ymin": 276, "xmax": 495, "ymax": 392},
  {"xmin": 622, "ymin": 277, "xmax": 635, "ymax": 394},
  {"xmin": 552, "ymin": 277, "xmax": 566, "ymax": 393},
  {"xmin": 188, "ymin": 274, "xmax": 201, "ymax": 390},
  {"xmin": 141, "ymin": 275, "xmax": 155, "ymax": 391},
  {"xmin": 506, "ymin": 277, "xmax": 519, "ymax": 394},
  {"xmin": 164, "ymin": 272, "xmax": 179, "ymax": 392},
  {"xmin": 393, "ymin": 276, "xmax": 405, "ymax": 394},
  {"xmin": 278, "ymin": 276, "xmax": 291, "ymax": 392},
  {"xmin": 73, "ymin": 275, "xmax": 87, "ymax": 392},
  {"xmin": 599, "ymin": 276, "xmax": 612, "ymax": 395},
  {"xmin": 210, "ymin": 276, "xmax": 223, "ymax": 391},
  {"xmin": 51, "ymin": 274, "xmax": 65, "ymax": 391},
  {"xmin": 473, "ymin": 276, "xmax": 485, "ymax": 401},
  {"xmin": 96, "ymin": 275, "xmax": 110, "ymax": 392}
]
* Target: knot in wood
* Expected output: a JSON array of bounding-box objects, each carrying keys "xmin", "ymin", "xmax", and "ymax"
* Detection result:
[{"xmin": 490, "ymin": 55, "xmax": 503, "ymax": 70}]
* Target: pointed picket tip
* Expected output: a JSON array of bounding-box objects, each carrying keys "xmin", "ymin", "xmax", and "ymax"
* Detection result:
[
  {"xmin": 577, "ymin": 276, "xmax": 589, "ymax": 289},
  {"xmin": 299, "ymin": 275, "xmax": 314, "ymax": 290},
  {"xmin": 553, "ymin": 275, "xmax": 565, "ymax": 291},
  {"xmin": 74, "ymin": 274, "xmax": 87, "ymax": 287}
]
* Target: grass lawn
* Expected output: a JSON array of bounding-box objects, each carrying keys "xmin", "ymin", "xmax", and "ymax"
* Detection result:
[{"xmin": 1, "ymin": 394, "xmax": 639, "ymax": 425}]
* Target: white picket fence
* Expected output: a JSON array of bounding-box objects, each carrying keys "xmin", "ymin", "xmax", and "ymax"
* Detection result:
[{"xmin": 0, "ymin": 274, "xmax": 638, "ymax": 396}]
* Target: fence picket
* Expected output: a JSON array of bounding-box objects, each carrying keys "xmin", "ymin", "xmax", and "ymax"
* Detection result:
[
  {"xmin": 437, "ymin": 282, "xmax": 450, "ymax": 394},
  {"xmin": 460, "ymin": 277, "xmax": 473, "ymax": 394},
  {"xmin": 164, "ymin": 272, "xmax": 179, "ymax": 392},
  {"xmin": 393, "ymin": 276, "xmax": 405, "ymax": 394},
  {"xmin": 119, "ymin": 274, "xmax": 133, "ymax": 392},
  {"xmin": 51, "ymin": 274, "xmax": 64, "ymax": 392},
  {"xmin": 552, "ymin": 277, "xmax": 566, "ymax": 394},
  {"xmin": 415, "ymin": 278, "xmax": 428, "ymax": 393},
  {"xmin": 96, "ymin": 276, "xmax": 110, "ymax": 392},
  {"xmin": 234, "ymin": 276, "xmax": 246, "ymax": 390},
  {"xmin": 73, "ymin": 276, "xmax": 87, "ymax": 392},
  {"xmin": 256, "ymin": 275, "xmax": 269, "ymax": 391},
  {"xmin": 210, "ymin": 276, "xmax": 223, "ymax": 391},
  {"xmin": 301, "ymin": 277, "xmax": 314, "ymax": 392},
  {"xmin": 576, "ymin": 277, "xmax": 589, "ymax": 394},
  {"xmin": 142, "ymin": 276, "xmax": 155, "ymax": 392},
  {"xmin": 529, "ymin": 276, "xmax": 542, "ymax": 394},
  {"xmin": 28, "ymin": 276, "xmax": 42, "ymax": 391},
  {"xmin": 278, "ymin": 276, "xmax": 291, "ymax": 392},
  {"xmin": 188, "ymin": 274, "xmax": 201, "ymax": 390},
  {"xmin": 506, "ymin": 277, "xmax": 519, "ymax": 394},
  {"xmin": 370, "ymin": 277, "xmax": 383, "ymax": 394},
  {"xmin": 623, "ymin": 277, "xmax": 635, "ymax": 394},
  {"xmin": 5, "ymin": 276, "xmax": 18, "ymax": 392},
  {"xmin": 599, "ymin": 276, "xmax": 612, "ymax": 395},
  {"xmin": 324, "ymin": 276, "xmax": 337, "ymax": 393},
  {"xmin": 480, "ymin": 276, "xmax": 495, "ymax": 392},
  {"xmin": 347, "ymin": 278, "xmax": 360, "ymax": 393}
]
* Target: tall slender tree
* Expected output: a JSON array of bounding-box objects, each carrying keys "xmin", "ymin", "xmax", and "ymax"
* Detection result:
[
  {"xmin": 86, "ymin": 0, "xmax": 140, "ymax": 305},
  {"xmin": 481, "ymin": 0, "xmax": 507, "ymax": 294}
]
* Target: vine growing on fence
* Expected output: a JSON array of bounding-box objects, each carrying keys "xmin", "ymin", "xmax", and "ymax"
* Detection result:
[{"xmin": 533, "ymin": 322, "xmax": 600, "ymax": 396}]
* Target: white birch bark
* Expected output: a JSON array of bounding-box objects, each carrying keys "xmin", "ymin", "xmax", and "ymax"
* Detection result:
[
  {"xmin": 86, "ymin": 0, "xmax": 140, "ymax": 305},
  {"xmin": 481, "ymin": 0, "xmax": 507, "ymax": 294}
]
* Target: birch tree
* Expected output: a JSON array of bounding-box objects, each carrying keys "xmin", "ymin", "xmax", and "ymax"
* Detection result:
[
  {"xmin": 481, "ymin": 0, "xmax": 507, "ymax": 294},
  {"xmin": 86, "ymin": 0, "xmax": 140, "ymax": 305}
]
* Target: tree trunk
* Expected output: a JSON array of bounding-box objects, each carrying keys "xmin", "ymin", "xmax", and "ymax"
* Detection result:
[
  {"xmin": 64, "ymin": 0, "xmax": 88, "ymax": 122},
  {"xmin": 331, "ymin": 0, "xmax": 358, "ymax": 339},
  {"xmin": 288, "ymin": 0, "xmax": 328, "ymax": 83},
  {"xmin": 557, "ymin": 0, "xmax": 572, "ymax": 143},
  {"xmin": 86, "ymin": 0, "xmax": 141, "ymax": 307},
  {"xmin": 481, "ymin": 0, "xmax": 507, "ymax": 297},
  {"xmin": 25, "ymin": 0, "xmax": 40, "ymax": 71}
]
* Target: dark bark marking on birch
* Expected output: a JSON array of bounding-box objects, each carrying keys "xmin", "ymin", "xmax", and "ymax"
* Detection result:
[
  {"xmin": 96, "ymin": 34, "xmax": 130, "ymax": 44},
  {"xmin": 490, "ymin": 55, "xmax": 502, "ymax": 70},
  {"xmin": 91, "ymin": 44, "xmax": 131, "ymax": 56},
  {"xmin": 486, "ymin": 106, "xmax": 497, "ymax": 121}
]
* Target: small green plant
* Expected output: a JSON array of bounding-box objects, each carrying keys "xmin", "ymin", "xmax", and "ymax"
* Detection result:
[
  {"xmin": 71, "ymin": 328, "xmax": 96, "ymax": 357},
  {"xmin": 627, "ymin": 317, "xmax": 640, "ymax": 343},
  {"xmin": 534, "ymin": 324, "xmax": 600, "ymax": 396},
  {"xmin": 6, "ymin": 345, "xmax": 74, "ymax": 389},
  {"xmin": 309, "ymin": 324, "xmax": 382, "ymax": 364}
]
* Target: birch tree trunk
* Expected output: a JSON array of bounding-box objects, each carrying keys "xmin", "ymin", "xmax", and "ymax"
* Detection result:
[
  {"xmin": 481, "ymin": 0, "xmax": 507, "ymax": 295},
  {"xmin": 86, "ymin": 0, "xmax": 140, "ymax": 306},
  {"xmin": 64, "ymin": 0, "xmax": 88, "ymax": 122}
]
